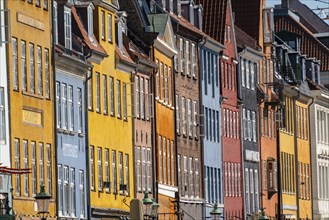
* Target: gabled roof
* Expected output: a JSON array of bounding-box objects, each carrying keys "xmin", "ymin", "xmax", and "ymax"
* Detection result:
[
  {"xmin": 279, "ymin": 0, "xmax": 329, "ymax": 34},
  {"xmin": 235, "ymin": 25, "xmax": 257, "ymax": 50},
  {"xmin": 72, "ymin": 7, "xmax": 107, "ymax": 57}
]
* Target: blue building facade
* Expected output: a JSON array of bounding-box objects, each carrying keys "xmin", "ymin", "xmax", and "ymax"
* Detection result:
[
  {"xmin": 200, "ymin": 38, "xmax": 225, "ymax": 218},
  {"xmin": 55, "ymin": 67, "xmax": 88, "ymax": 219}
]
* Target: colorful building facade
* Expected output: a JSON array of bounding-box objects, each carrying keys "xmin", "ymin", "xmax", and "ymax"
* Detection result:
[
  {"xmin": 88, "ymin": 1, "xmax": 134, "ymax": 218},
  {"xmin": 7, "ymin": 0, "xmax": 56, "ymax": 219}
]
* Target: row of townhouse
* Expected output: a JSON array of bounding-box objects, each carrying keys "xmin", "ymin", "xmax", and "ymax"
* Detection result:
[{"xmin": 0, "ymin": 0, "xmax": 328, "ymax": 220}]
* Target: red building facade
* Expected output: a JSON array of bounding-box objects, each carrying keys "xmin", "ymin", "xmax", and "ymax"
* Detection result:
[{"xmin": 198, "ymin": 0, "xmax": 243, "ymax": 218}]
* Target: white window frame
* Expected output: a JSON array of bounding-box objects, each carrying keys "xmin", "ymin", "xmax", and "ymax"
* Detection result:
[
  {"xmin": 77, "ymin": 88, "xmax": 83, "ymax": 133},
  {"xmin": 23, "ymin": 140, "xmax": 28, "ymax": 196},
  {"xmin": 112, "ymin": 150, "xmax": 117, "ymax": 193},
  {"xmin": 12, "ymin": 38, "xmax": 19, "ymax": 90},
  {"xmin": 64, "ymin": 7, "xmax": 72, "ymax": 49},
  {"xmin": 68, "ymin": 85, "xmax": 74, "ymax": 131},
  {"xmin": 95, "ymin": 73, "xmax": 100, "ymax": 112},
  {"xmin": 101, "ymin": 10, "xmax": 105, "ymax": 40},
  {"xmin": 135, "ymin": 76, "xmax": 140, "ymax": 118},
  {"xmin": 191, "ymin": 43, "xmax": 196, "ymax": 77},
  {"xmin": 87, "ymin": 4, "xmax": 93, "ymax": 37},
  {"xmin": 176, "ymin": 94, "xmax": 180, "ymax": 134},
  {"xmin": 182, "ymin": 97, "xmax": 186, "ymax": 136},
  {"xmin": 46, "ymin": 144, "xmax": 52, "ymax": 195},
  {"xmin": 90, "ymin": 146, "xmax": 95, "ymax": 190},
  {"xmin": 193, "ymin": 101, "xmax": 197, "ymax": 138},
  {"xmin": 29, "ymin": 43, "xmax": 35, "ymax": 94},
  {"xmin": 188, "ymin": 99, "xmax": 192, "ymax": 137},
  {"xmin": 62, "ymin": 84, "xmax": 68, "ymax": 129},
  {"xmin": 53, "ymin": 2, "xmax": 58, "ymax": 44},
  {"xmin": 79, "ymin": 170, "xmax": 85, "ymax": 218},
  {"xmin": 31, "ymin": 141, "xmax": 37, "ymax": 195},
  {"xmin": 118, "ymin": 152, "xmax": 124, "ymax": 194},
  {"xmin": 70, "ymin": 168, "xmax": 76, "ymax": 217},
  {"xmin": 141, "ymin": 77, "xmax": 145, "ymax": 119},
  {"xmin": 110, "ymin": 76, "xmax": 114, "ymax": 115},
  {"xmin": 103, "ymin": 75, "xmax": 108, "ymax": 114},
  {"xmin": 117, "ymin": 80, "xmax": 121, "ymax": 118},
  {"xmin": 0, "ymin": 88, "xmax": 6, "ymax": 143},
  {"xmin": 97, "ymin": 147, "xmax": 103, "ymax": 191},
  {"xmin": 37, "ymin": 46, "xmax": 43, "ymax": 95},
  {"xmin": 21, "ymin": 40, "xmax": 27, "ymax": 91},
  {"xmin": 185, "ymin": 40, "xmax": 190, "ymax": 76},
  {"xmin": 107, "ymin": 14, "xmax": 113, "ymax": 42},
  {"xmin": 45, "ymin": 49, "xmax": 50, "ymax": 99}
]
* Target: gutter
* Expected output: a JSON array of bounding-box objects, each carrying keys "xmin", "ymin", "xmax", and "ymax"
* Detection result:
[
  {"xmin": 292, "ymin": 89, "xmax": 300, "ymax": 220},
  {"xmin": 307, "ymin": 96, "xmax": 315, "ymax": 220}
]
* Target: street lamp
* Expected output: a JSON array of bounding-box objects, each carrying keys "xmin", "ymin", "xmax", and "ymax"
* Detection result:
[
  {"xmin": 259, "ymin": 208, "xmax": 269, "ymax": 220},
  {"xmin": 34, "ymin": 184, "xmax": 51, "ymax": 220},
  {"xmin": 143, "ymin": 188, "xmax": 153, "ymax": 218},
  {"xmin": 210, "ymin": 202, "xmax": 221, "ymax": 220},
  {"xmin": 142, "ymin": 188, "xmax": 159, "ymax": 219}
]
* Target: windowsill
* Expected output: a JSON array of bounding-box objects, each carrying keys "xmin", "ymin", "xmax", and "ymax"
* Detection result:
[
  {"xmin": 69, "ymin": 131, "xmax": 76, "ymax": 136},
  {"xmin": 63, "ymin": 130, "xmax": 70, "ymax": 134},
  {"xmin": 57, "ymin": 128, "xmax": 64, "ymax": 133},
  {"xmin": 78, "ymin": 133, "xmax": 84, "ymax": 137},
  {"xmin": 110, "ymin": 113, "xmax": 115, "ymax": 117},
  {"xmin": 22, "ymin": 91, "xmax": 44, "ymax": 100}
]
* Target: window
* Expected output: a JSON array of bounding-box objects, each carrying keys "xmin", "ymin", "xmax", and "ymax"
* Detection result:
[
  {"xmin": 164, "ymin": 65, "xmax": 168, "ymax": 103},
  {"xmin": 136, "ymin": 147, "xmax": 141, "ymax": 191},
  {"xmin": 191, "ymin": 43, "xmax": 196, "ymax": 77},
  {"xmin": 156, "ymin": 60, "xmax": 160, "ymax": 98},
  {"xmin": 108, "ymin": 14, "xmax": 113, "ymax": 42},
  {"xmin": 159, "ymin": 136, "xmax": 162, "ymax": 183},
  {"xmin": 62, "ymin": 84, "xmax": 68, "ymax": 129},
  {"xmin": 245, "ymin": 168, "xmax": 250, "ymax": 214},
  {"xmin": 88, "ymin": 71, "xmax": 92, "ymax": 110},
  {"xmin": 180, "ymin": 38, "xmax": 184, "ymax": 72},
  {"xmin": 184, "ymin": 156, "xmax": 188, "ymax": 195},
  {"xmin": 104, "ymin": 149, "xmax": 110, "ymax": 192},
  {"xmin": 145, "ymin": 79, "xmax": 149, "ymax": 120},
  {"xmin": 79, "ymin": 171, "xmax": 85, "ymax": 218},
  {"xmin": 46, "ymin": 144, "xmax": 52, "ymax": 195},
  {"xmin": 0, "ymin": 88, "xmax": 5, "ymax": 142},
  {"xmin": 12, "ymin": 38, "xmax": 18, "ymax": 90},
  {"xmin": 195, "ymin": 159, "xmax": 199, "ymax": 198},
  {"xmin": 97, "ymin": 148, "xmax": 103, "ymax": 191},
  {"xmin": 87, "ymin": 5, "xmax": 93, "ymax": 37},
  {"xmin": 252, "ymin": 111, "xmax": 256, "ymax": 142},
  {"xmin": 171, "ymin": 141, "xmax": 175, "ymax": 185},
  {"xmin": 14, "ymin": 139, "xmax": 20, "ymax": 195},
  {"xmin": 163, "ymin": 138, "xmax": 167, "ymax": 184},
  {"xmin": 241, "ymin": 59, "xmax": 245, "ymax": 87},
  {"xmin": 31, "ymin": 142, "xmax": 36, "ymax": 195},
  {"xmin": 70, "ymin": 168, "xmax": 76, "ymax": 217},
  {"xmin": 112, "ymin": 150, "xmax": 117, "ymax": 193},
  {"xmin": 21, "ymin": 41, "xmax": 27, "ymax": 91},
  {"xmin": 23, "ymin": 140, "xmax": 28, "ymax": 196},
  {"xmin": 147, "ymin": 148, "xmax": 152, "ymax": 191},
  {"xmin": 64, "ymin": 7, "xmax": 72, "ymax": 49},
  {"xmin": 58, "ymin": 165, "xmax": 63, "ymax": 215},
  {"xmin": 178, "ymin": 154, "xmax": 181, "ymax": 194},
  {"xmin": 101, "ymin": 11, "xmax": 105, "ymax": 40},
  {"xmin": 53, "ymin": 2, "xmax": 58, "ymax": 44},
  {"xmin": 228, "ymin": 163, "xmax": 231, "ymax": 196},
  {"xmin": 188, "ymin": 99, "xmax": 192, "ymax": 137},
  {"xmin": 247, "ymin": 110, "xmax": 251, "ymax": 141},
  {"xmin": 246, "ymin": 61, "xmax": 251, "ymax": 89},
  {"xmin": 193, "ymin": 101, "xmax": 197, "ymax": 138},
  {"xmin": 251, "ymin": 62, "xmax": 255, "ymax": 90},
  {"xmin": 168, "ymin": 67, "xmax": 172, "ymax": 105},
  {"xmin": 103, "ymin": 75, "xmax": 108, "ymax": 114},
  {"xmin": 189, "ymin": 157, "xmax": 194, "ymax": 197},
  {"xmin": 117, "ymin": 80, "xmax": 121, "ymax": 118},
  {"xmin": 90, "ymin": 146, "xmax": 95, "ymax": 190},
  {"xmin": 63, "ymin": 166, "xmax": 69, "ymax": 216},
  {"xmin": 56, "ymin": 82, "xmax": 61, "ymax": 128},
  {"xmin": 227, "ymin": 26, "xmax": 231, "ymax": 42},
  {"xmin": 118, "ymin": 152, "xmax": 124, "ymax": 194},
  {"xmin": 186, "ymin": 40, "xmax": 190, "ymax": 75},
  {"xmin": 77, "ymin": 88, "xmax": 83, "ymax": 133},
  {"xmin": 135, "ymin": 76, "xmax": 140, "ymax": 118},
  {"xmin": 182, "ymin": 97, "xmax": 186, "ymax": 136},
  {"xmin": 39, "ymin": 143, "xmax": 44, "ymax": 185},
  {"xmin": 37, "ymin": 46, "xmax": 43, "ymax": 95},
  {"xmin": 68, "ymin": 86, "xmax": 73, "ymax": 131},
  {"xmin": 110, "ymin": 76, "xmax": 114, "ymax": 115},
  {"xmin": 125, "ymin": 154, "xmax": 129, "ymax": 195},
  {"xmin": 95, "ymin": 73, "xmax": 100, "ymax": 112},
  {"xmin": 160, "ymin": 63, "xmax": 164, "ymax": 100},
  {"xmin": 43, "ymin": 0, "xmax": 48, "ymax": 10},
  {"xmin": 29, "ymin": 43, "xmax": 35, "ymax": 94},
  {"xmin": 45, "ymin": 49, "xmax": 50, "ymax": 98},
  {"xmin": 255, "ymin": 169, "xmax": 259, "ymax": 212},
  {"xmin": 123, "ymin": 83, "xmax": 127, "ymax": 120},
  {"xmin": 141, "ymin": 77, "xmax": 145, "ymax": 119}
]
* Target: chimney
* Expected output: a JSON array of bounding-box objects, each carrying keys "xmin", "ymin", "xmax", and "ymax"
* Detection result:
[{"xmin": 282, "ymin": 0, "xmax": 289, "ymax": 9}]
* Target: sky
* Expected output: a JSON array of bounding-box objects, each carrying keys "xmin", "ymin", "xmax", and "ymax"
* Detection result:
[{"xmin": 266, "ymin": 0, "xmax": 329, "ymax": 23}]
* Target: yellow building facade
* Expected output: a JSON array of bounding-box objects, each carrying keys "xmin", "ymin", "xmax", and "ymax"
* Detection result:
[
  {"xmin": 280, "ymin": 94, "xmax": 298, "ymax": 219},
  {"xmin": 150, "ymin": 14, "xmax": 178, "ymax": 220},
  {"xmin": 88, "ymin": 2, "xmax": 134, "ymax": 218},
  {"xmin": 296, "ymin": 99, "xmax": 312, "ymax": 219},
  {"xmin": 7, "ymin": 0, "xmax": 56, "ymax": 218}
]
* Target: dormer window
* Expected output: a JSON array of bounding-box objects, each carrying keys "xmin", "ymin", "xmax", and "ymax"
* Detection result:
[
  {"xmin": 53, "ymin": 1, "xmax": 58, "ymax": 44},
  {"xmin": 64, "ymin": 7, "xmax": 72, "ymax": 49},
  {"xmin": 87, "ymin": 4, "xmax": 94, "ymax": 38}
]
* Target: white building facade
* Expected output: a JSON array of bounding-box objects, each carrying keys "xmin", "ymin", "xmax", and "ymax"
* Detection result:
[
  {"xmin": 0, "ymin": 0, "xmax": 12, "ymax": 213},
  {"xmin": 310, "ymin": 85, "xmax": 329, "ymax": 219}
]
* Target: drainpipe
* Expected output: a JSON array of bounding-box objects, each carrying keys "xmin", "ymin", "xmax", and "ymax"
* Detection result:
[
  {"xmin": 276, "ymin": 103, "xmax": 282, "ymax": 220},
  {"xmin": 50, "ymin": 0, "xmax": 58, "ymax": 217},
  {"xmin": 307, "ymin": 96, "xmax": 314, "ymax": 220},
  {"xmin": 84, "ymin": 65, "xmax": 93, "ymax": 220},
  {"xmin": 198, "ymin": 36, "xmax": 207, "ymax": 220},
  {"xmin": 292, "ymin": 88, "xmax": 300, "ymax": 220},
  {"xmin": 131, "ymin": 67, "xmax": 136, "ymax": 199}
]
